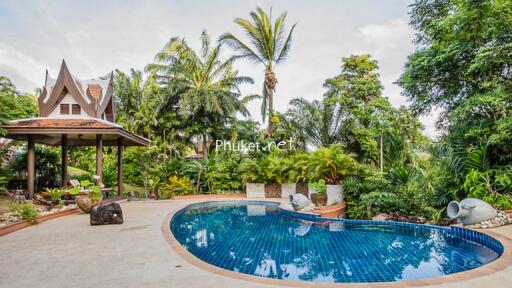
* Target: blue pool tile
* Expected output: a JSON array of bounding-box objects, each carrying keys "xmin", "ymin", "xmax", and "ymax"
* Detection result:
[{"xmin": 170, "ymin": 201, "xmax": 502, "ymax": 283}]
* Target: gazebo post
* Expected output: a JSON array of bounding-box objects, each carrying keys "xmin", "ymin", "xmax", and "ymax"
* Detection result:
[
  {"xmin": 117, "ymin": 138, "xmax": 123, "ymax": 196},
  {"xmin": 27, "ymin": 135, "xmax": 35, "ymax": 199},
  {"xmin": 96, "ymin": 135, "xmax": 103, "ymax": 183},
  {"xmin": 61, "ymin": 135, "xmax": 68, "ymax": 187}
]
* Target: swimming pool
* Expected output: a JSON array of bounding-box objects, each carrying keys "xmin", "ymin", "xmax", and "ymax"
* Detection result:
[{"xmin": 169, "ymin": 201, "xmax": 503, "ymax": 283}]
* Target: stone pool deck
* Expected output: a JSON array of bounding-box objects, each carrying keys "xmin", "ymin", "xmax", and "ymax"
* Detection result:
[{"xmin": 0, "ymin": 199, "xmax": 511, "ymax": 288}]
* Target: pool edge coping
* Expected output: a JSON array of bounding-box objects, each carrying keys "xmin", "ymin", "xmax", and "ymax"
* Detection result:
[{"xmin": 161, "ymin": 199, "xmax": 512, "ymax": 287}]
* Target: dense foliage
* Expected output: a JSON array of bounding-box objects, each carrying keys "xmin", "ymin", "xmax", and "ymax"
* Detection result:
[
  {"xmin": 399, "ymin": 0, "xmax": 512, "ymax": 210},
  {"xmin": 1, "ymin": 3, "xmax": 510, "ymax": 222}
]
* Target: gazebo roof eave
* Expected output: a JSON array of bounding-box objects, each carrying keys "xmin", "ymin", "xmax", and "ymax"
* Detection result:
[
  {"xmin": 1, "ymin": 127, "xmax": 150, "ymax": 147},
  {"xmin": 0, "ymin": 117, "xmax": 150, "ymax": 146}
]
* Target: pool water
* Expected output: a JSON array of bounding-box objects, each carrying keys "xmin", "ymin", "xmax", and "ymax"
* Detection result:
[{"xmin": 169, "ymin": 201, "xmax": 502, "ymax": 283}]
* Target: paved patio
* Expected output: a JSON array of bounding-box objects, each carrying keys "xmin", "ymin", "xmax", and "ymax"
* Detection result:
[{"xmin": 1, "ymin": 199, "xmax": 511, "ymax": 288}]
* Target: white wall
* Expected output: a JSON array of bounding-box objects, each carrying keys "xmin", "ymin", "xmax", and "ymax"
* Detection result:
[{"xmin": 48, "ymin": 94, "xmax": 92, "ymax": 118}]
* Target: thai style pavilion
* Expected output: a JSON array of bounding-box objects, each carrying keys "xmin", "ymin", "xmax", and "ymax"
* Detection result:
[{"xmin": 0, "ymin": 60, "xmax": 149, "ymax": 199}]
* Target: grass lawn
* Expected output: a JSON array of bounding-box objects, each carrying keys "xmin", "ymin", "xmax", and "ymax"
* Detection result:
[
  {"xmin": 0, "ymin": 195, "xmax": 13, "ymax": 214},
  {"xmin": 123, "ymin": 183, "xmax": 146, "ymax": 196},
  {"xmin": 68, "ymin": 166, "xmax": 89, "ymax": 177}
]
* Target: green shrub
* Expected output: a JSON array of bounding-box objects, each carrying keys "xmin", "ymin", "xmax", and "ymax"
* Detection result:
[
  {"xmin": 0, "ymin": 176, "xmax": 8, "ymax": 194},
  {"xmin": 160, "ymin": 176, "xmax": 193, "ymax": 198},
  {"xmin": 11, "ymin": 203, "xmax": 39, "ymax": 224},
  {"xmin": 238, "ymin": 157, "xmax": 271, "ymax": 183},
  {"xmin": 306, "ymin": 145, "xmax": 357, "ymax": 184},
  {"xmin": 75, "ymin": 172, "xmax": 93, "ymax": 183},
  {"xmin": 462, "ymin": 168, "xmax": 512, "ymax": 210},
  {"xmin": 311, "ymin": 179, "xmax": 327, "ymax": 195},
  {"xmin": 205, "ymin": 169, "xmax": 241, "ymax": 194},
  {"xmin": 45, "ymin": 188, "xmax": 64, "ymax": 202}
]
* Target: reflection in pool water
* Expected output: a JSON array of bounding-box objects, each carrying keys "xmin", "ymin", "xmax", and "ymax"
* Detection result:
[{"xmin": 170, "ymin": 201, "xmax": 501, "ymax": 283}]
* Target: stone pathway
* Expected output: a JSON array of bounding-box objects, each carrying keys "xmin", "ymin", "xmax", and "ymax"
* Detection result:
[{"xmin": 0, "ymin": 199, "xmax": 511, "ymax": 288}]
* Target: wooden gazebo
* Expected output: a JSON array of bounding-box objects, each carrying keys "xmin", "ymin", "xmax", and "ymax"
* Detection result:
[{"xmin": 0, "ymin": 61, "xmax": 149, "ymax": 198}]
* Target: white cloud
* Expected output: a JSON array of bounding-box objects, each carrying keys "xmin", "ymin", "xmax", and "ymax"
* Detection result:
[{"xmin": 0, "ymin": 0, "xmax": 440, "ymax": 137}]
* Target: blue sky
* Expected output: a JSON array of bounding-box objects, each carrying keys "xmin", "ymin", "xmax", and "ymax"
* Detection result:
[{"xmin": 0, "ymin": 0, "xmax": 439, "ymax": 136}]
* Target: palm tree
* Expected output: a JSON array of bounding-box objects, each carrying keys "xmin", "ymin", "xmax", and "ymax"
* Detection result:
[
  {"xmin": 286, "ymin": 98, "xmax": 344, "ymax": 148},
  {"xmin": 146, "ymin": 31, "xmax": 255, "ymax": 158},
  {"xmin": 220, "ymin": 7, "xmax": 296, "ymax": 135}
]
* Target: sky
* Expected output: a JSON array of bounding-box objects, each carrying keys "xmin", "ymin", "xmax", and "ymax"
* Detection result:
[{"xmin": 0, "ymin": 0, "xmax": 439, "ymax": 137}]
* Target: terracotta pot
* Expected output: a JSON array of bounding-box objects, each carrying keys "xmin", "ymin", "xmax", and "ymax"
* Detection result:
[
  {"xmin": 310, "ymin": 193, "xmax": 327, "ymax": 206},
  {"xmin": 75, "ymin": 195, "xmax": 99, "ymax": 213},
  {"xmin": 313, "ymin": 202, "xmax": 347, "ymax": 218},
  {"xmin": 264, "ymin": 183, "xmax": 281, "ymax": 198}
]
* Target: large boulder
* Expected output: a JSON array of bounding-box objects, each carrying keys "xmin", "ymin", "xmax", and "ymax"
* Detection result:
[{"xmin": 90, "ymin": 202, "xmax": 124, "ymax": 225}]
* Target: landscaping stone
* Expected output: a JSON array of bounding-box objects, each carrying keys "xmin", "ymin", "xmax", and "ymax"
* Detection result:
[
  {"xmin": 0, "ymin": 212, "xmax": 21, "ymax": 225},
  {"xmin": 372, "ymin": 213, "xmax": 390, "ymax": 221},
  {"xmin": 90, "ymin": 202, "xmax": 124, "ymax": 225},
  {"xmin": 463, "ymin": 211, "xmax": 512, "ymax": 229}
]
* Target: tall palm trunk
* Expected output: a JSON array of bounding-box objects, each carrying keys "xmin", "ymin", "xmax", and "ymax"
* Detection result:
[
  {"xmin": 380, "ymin": 132, "xmax": 384, "ymax": 172},
  {"xmin": 202, "ymin": 133, "xmax": 208, "ymax": 160},
  {"xmin": 265, "ymin": 66, "xmax": 277, "ymax": 134}
]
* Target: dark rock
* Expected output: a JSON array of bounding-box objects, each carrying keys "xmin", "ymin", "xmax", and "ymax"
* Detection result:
[
  {"xmin": 90, "ymin": 202, "xmax": 124, "ymax": 225},
  {"xmin": 439, "ymin": 217, "xmax": 456, "ymax": 226}
]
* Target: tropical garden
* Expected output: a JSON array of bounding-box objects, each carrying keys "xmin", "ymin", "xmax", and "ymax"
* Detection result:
[{"xmin": 0, "ymin": 0, "xmax": 511, "ymax": 224}]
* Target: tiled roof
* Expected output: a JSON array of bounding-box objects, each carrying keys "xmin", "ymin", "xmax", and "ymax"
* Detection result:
[
  {"xmin": 87, "ymin": 84, "xmax": 102, "ymax": 100},
  {"xmin": 3, "ymin": 118, "xmax": 120, "ymax": 129}
]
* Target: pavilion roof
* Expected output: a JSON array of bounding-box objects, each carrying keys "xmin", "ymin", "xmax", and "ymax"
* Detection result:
[{"xmin": 1, "ymin": 118, "xmax": 150, "ymax": 147}]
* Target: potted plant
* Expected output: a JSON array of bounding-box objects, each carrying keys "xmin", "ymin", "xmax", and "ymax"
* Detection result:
[
  {"xmin": 71, "ymin": 180, "xmax": 102, "ymax": 213},
  {"xmin": 310, "ymin": 179, "xmax": 327, "ymax": 205},
  {"xmin": 238, "ymin": 158, "xmax": 265, "ymax": 198},
  {"xmin": 290, "ymin": 153, "xmax": 310, "ymax": 197},
  {"xmin": 45, "ymin": 188, "xmax": 64, "ymax": 208},
  {"xmin": 307, "ymin": 145, "xmax": 356, "ymax": 205},
  {"xmin": 268, "ymin": 157, "xmax": 297, "ymax": 198},
  {"xmin": 263, "ymin": 157, "xmax": 284, "ymax": 198}
]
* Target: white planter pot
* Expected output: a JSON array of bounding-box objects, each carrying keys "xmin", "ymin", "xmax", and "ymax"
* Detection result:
[
  {"xmin": 281, "ymin": 183, "xmax": 296, "ymax": 199},
  {"xmin": 307, "ymin": 184, "xmax": 316, "ymax": 198},
  {"xmin": 326, "ymin": 185, "xmax": 343, "ymax": 205},
  {"xmin": 246, "ymin": 183, "xmax": 265, "ymax": 198}
]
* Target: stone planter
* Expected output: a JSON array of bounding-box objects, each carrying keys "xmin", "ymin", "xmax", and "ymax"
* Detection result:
[
  {"xmin": 326, "ymin": 185, "xmax": 343, "ymax": 206},
  {"xmin": 75, "ymin": 195, "xmax": 99, "ymax": 213},
  {"xmin": 308, "ymin": 184, "xmax": 317, "ymax": 197},
  {"xmin": 245, "ymin": 183, "xmax": 265, "ymax": 198},
  {"xmin": 296, "ymin": 183, "xmax": 309, "ymax": 197},
  {"xmin": 264, "ymin": 183, "xmax": 282, "ymax": 198},
  {"xmin": 281, "ymin": 184, "xmax": 296, "ymax": 199}
]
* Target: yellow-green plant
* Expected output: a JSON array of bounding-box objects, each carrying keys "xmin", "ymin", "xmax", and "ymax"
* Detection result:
[
  {"xmin": 161, "ymin": 176, "xmax": 193, "ymax": 199},
  {"xmin": 45, "ymin": 188, "xmax": 64, "ymax": 203},
  {"xmin": 11, "ymin": 203, "xmax": 39, "ymax": 224},
  {"xmin": 306, "ymin": 145, "xmax": 357, "ymax": 184}
]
